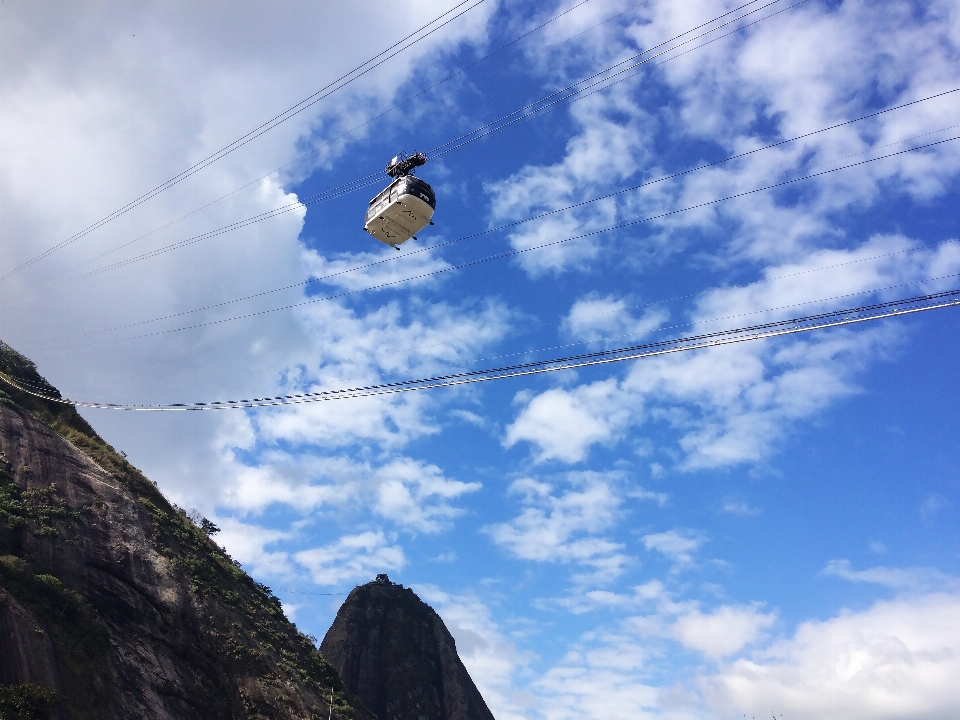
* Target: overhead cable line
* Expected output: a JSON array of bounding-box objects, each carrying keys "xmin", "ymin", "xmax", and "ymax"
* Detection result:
[
  {"xmin": 42, "ymin": 134, "xmax": 960, "ymax": 348},
  {"xmin": 48, "ymin": 0, "xmax": 601, "ymax": 280},
  {"xmin": 1, "ymin": 0, "xmax": 490, "ymax": 280},
  {"xmin": 17, "ymin": 250, "xmax": 958, "ymax": 392},
  {"xmin": 48, "ymin": 0, "xmax": 777, "ymax": 285},
  {"xmin": 167, "ymin": 268, "xmax": 960, "ymax": 393},
  {"xmin": 4, "ymin": 289, "xmax": 958, "ymax": 411},
  {"xmin": 377, "ymin": 267, "xmax": 960, "ymax": 377},
  {"xmin": 59, "ymin": 74, "xmax": 958, "ymax": 292},
  {"xmin": 429, "ymin": 0, "xmax": 799, "ymax": 159},
  {"xmin": 19, "ymin": 242, "xmax": 952, "ymax": 398}
]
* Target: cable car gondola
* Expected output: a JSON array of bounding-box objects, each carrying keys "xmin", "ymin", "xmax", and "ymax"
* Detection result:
[{"xmin": 364, "ymin": 152, "xmax": 436, "ymax": 249}]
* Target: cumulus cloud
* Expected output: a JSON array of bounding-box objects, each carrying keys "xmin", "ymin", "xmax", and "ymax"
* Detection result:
[
  {"xmin": 215, "ymin": 517, "xmax": 295, "ymax": 581},
  {"xmin": 619, "ymin": 0, "xmax": 960, "ymax": 262},
  {"xmin": 257, "ymin": 393, "xmax": 439, "ymax": 451},
  {"xmin": 531, "ymin": 592, "xmax": 960, "ymax": 720},
  {"xmin": 530, "ymin": 641, "xmax": 659, "ymax": 720},
  {"xmin": 0, "ymin": 0, "xmax": 500, "ymax": 515},
  {"xmin": 703, "ymin": 592, "xmax": 960, "ymax": 720},
  {"xmin": 530, "ymin": 584, "xmax": 775, "ymax": 718},
  {"xmin": 641, "ymin": 529, "xmax": 705, "ymax": 569},
  {"xmin": 669, "ymin": 604, "xmax": 776, "ymax": 659},
  {"xmin": 7, "ymin": 3, "xmax": 960, "ymax": 712},
  {"xmin": 562, "ymin": 293, "xmax": 668, "ymax": 345},
  {"xmin": 371, "ymin": 457, "xmax": 482, "ymax": 532},
  {"xmin": 487, "ymin": 86, "xmax": 654, "ymax": 276},
  {"xmin": 295, "ymin": 531, "xmax": 404, "ymax": 586},
  {"xmin": 293, "ymin": 296, "xmax": 512, "ymax": 381},
  {"xmin": 504, "ymin": 379, "xmax": 631, "ymax": 463},
  {"xmin": 490, "ymin": 0, "xmax": 960, "ymax": 475},
  {"xmin": 505, "ymin": 235, "xmax": 960, "ymax": 469},
  {"xmin": 722, "ymin": 498, "xmax": 760, "ymax": 516},
  {"xmin": 301, "ymin": 246, "xmax": 452, "ymax": 292},
  {"xmin": 484, "ymin": 472, "xmax": 629, "ymax": 584},
  {"xmin": 220, "ymin": 452, "xmax": 480, "ymax": 533}
]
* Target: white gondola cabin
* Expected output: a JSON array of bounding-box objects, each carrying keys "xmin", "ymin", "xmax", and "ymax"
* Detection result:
[{"xmin": 364, "ymin": 153, "xmax": 436, "ymax": 249}]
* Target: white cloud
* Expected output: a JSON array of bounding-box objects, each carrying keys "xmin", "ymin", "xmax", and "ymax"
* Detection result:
[
  {"xmin": 562, "ymin": 293, "xmax": 668, "ymax": 345},
  {"xmin": 484, "ymin": 472, "xmax": 628, "ymax": 584},
  {"xmin": 371, "ymin": 457, "xmax": 481, "ymax": 533},
  {"xmin": 824, "ymin": 559, "xmax": 959, "ymax": 593},
  {"xmin": 504, "ymin": 379, "xmax": 631, "ymax": 463},
  {"xmin": 669, "ymin": 604, "xmax": 776, "ymax": 659},
  {"xmin": 295, "ymin": 530, "xmax": 404, "ymax": 586},
  {"xmin": 641, "ymin": 529, "xmax": 705, "ymax": 569},
  {"xmin": 215, "ymin": 517, "xmax": 295, "ymax": 581},
  {"xmin": 629, "ymin": 487, "xmax": 669, "ymax": 507},
  {"xmin": 0, "ymin": 0, "xmax": 500, "ymax": 516},
  {"xmin": 703, "ymin": 593, "xmax": 960, "ymax": 720},
  {"xmin": 505, "ymin": 235, "xmax": 960, "ymax": 470},
  {"xmin": 531, "ymin": 588, "xmax": 960, "ymax": 720},
  {"xmin": 722, "ymin": 498, "xmax": 760, "ymax": 516},
  {"xmin": 486, "ymin": 0, "xmax": 960, "ymax": 477},
  {"xmin": 220, "ymin": 452, "xmax": 479, "ymax": 533},
  {"xmin": 620, "ymin": 0, "xmax": 960, "ymax": 262},
  {"xmin": 301, "ymin": 246, "xmax": 452, "ymax": 292},
  {"xmin": 257, "ymin": 392, "xmax": 439, "ymax": 450},
  {"xmin": 530, "ymin": 642, "xmax": 659, "ymax": 720},
  {"xmin": 486, "ymin": 75, "xmax": 655, "ymax": 277},
  {"xmin": 292, "ymin": 296, "xmax": 512, "ymax": 384}
]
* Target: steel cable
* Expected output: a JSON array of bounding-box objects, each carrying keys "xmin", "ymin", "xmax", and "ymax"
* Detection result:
[
  {"xmin": 49, "ymin": 84, "xmax": 959, "ymax": 299},
  {"xmin": 38, "ymin": 0, "xmax": 776, "ymax": 286},
  {"xmin": 1, "ymin": 0, "xmax": 490, "ymax": 279},
  {"xmin": 37, "ymin": 134, "xmax": 960, "ymax": 348},
  {"xmin": 3, "ymin": 289, "xmax": 958, "ymax": 410},
  {"xmin": 46, "ymin": 0, "xmax": 604, "ymax": 281}
]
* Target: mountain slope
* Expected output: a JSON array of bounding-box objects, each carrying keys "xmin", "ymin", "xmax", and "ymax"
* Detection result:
[
  {"xmin": 321, "ymin": 575, "xmax": 496, "ymax": 720},
  {"xmin": 0, "ymin": 341, "xmax": 372, "ymax": 720}
]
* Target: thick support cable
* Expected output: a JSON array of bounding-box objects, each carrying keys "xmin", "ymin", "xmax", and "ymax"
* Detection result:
[{"xmin": 3, "ymin": 289, "xmax": 958, "ymax": 411}]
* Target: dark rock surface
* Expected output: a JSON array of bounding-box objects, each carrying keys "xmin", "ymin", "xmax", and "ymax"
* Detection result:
[
  {"xmin": 0, "ymin": 342, "xmax": 372, "ymax": 720},
  {"xmin": 321, "ymin": 575, "xmax": 496, "ymax": 720}
]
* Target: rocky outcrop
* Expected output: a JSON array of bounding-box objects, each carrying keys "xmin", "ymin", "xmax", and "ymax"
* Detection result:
[
  {"xmin": 0, "ymin": 342, "xmax": 372, "ymax": 720},
  {"xmin": 321, "ymin": 575, "xmax": 496, "ymax": 720}
]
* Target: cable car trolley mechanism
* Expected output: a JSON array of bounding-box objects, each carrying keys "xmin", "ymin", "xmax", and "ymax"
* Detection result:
[{"xmin": 364, "ymin": 152, "xmax": 436, "ymax": 249}]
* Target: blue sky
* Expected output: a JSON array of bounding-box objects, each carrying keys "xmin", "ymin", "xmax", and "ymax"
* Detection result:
[{"xmin": 2, "ymin": 1, "xmax": 960, "ymax": 717}]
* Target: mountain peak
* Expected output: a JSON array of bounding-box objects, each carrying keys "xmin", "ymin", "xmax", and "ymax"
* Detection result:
[
  {"xmin": 0, "ymin": 341, "xmax": 372, "ymax": 719},
  {"xmin": 321, "ymin": 578, "xmax": 496, "ymax": 720}
]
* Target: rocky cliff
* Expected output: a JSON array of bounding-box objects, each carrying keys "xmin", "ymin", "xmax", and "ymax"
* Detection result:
[
  {"xmin": 321, "ymin": 576, "xmax": 495, "ymax": 720},
  {"xmin": 0, "ymin": 342, "xmax": 372, "ymax": 720}
]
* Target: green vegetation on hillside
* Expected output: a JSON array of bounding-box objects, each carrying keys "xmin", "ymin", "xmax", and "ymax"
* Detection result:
[
  {"xmin": 0, "ymin": 341, "xmax": 362, "ymax": 719},
  {"xmin": 0, "ymin": 683, "xmax": 57, "ymax": 720}
]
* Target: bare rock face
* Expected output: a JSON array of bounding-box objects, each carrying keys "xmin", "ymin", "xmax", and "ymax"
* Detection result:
[
  {"xmin": 321, "ymin": 576, "xmax": 496, "ymax": 720},
  {"xmin": 0, "ymin": 342, "xmax": 372, "ymax": 720}
]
